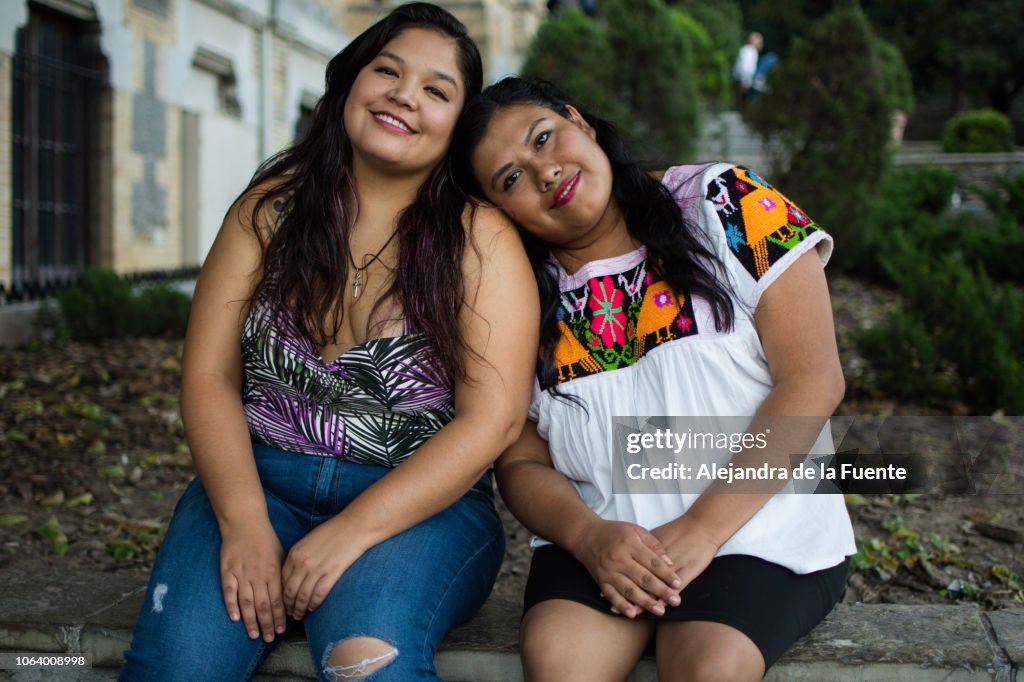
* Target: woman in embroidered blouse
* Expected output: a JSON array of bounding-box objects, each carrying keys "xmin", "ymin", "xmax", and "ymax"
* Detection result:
[
  {"xmin": 451, "ymin": 78, "xmax": 854, "ymax": 681},
  {"xmin": 121, "ymin": 7, "xmax": 537, "ymax": 682}
]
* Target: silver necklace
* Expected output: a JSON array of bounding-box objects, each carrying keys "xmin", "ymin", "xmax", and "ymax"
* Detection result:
[{"xmin": 348, "ymin": 230, "xmax": 399, "ymax": 300}]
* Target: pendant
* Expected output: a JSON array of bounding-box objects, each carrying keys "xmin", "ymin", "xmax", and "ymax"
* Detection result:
[{"xmin": 352, "ymin": 268, "xmax": 363, "ymax": 300}]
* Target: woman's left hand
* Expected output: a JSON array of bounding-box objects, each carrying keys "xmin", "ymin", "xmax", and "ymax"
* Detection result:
[
  {"xmin": 282, "ymin": 517, "xmax": 367, "ymax": 620},
  {"xmin": 650, "ymin": 516, "xmax": 721, "ymax": 594}
]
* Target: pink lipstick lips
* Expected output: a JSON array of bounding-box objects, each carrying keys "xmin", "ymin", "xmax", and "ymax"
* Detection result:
[
  {"xmin": 551, "ymin": 171, "xmax": 580, "ymax": 209},
  {"xmin": 373, "ymin": 111, "xmax": 413, "ymax": 135}
]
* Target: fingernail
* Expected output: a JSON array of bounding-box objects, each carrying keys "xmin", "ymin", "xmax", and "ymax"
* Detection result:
[
  {"xmin": 669, "ymin": 595, "xmax": 681, "ymax": 606},
  {"xmin": 671, "ymin": 578, "xmax": 682, "ymax": 588},
  {"xmin": 276, "ymin": 625, "xmax": 285, "ymax": 634},
  {"xmin": 230, "ymin": 612, "xmax": 239, "ymax": 622},
  {"xmin": 661, "ymin": 554, "xmax": 674, "ymax": 566},
  {"xmin": 653, "ymin": 605, "xmax": 665, "ymax": 616},
  {"xmin": 249, "ymin": 630, "xmax": 258, "ymax": 639},
  {"xmin": 264, "ymin": 633, "xmax": 274, "ymax": 642},
  {"xmin": 610, "ymin": 606, "xmax": 620, "ymax": 615}
]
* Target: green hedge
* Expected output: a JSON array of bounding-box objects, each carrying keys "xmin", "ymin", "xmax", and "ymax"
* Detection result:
[
  {"xmin": 39, "ymin": 270, "xmax": 192, "ymax": 342},
  {"xmin": 941, "ymin": 109, "xmax": 1014, "ymax": 153}
]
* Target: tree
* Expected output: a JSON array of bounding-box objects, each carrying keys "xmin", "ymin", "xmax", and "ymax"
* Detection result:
[
  {"xmin": 521, "ymin": 0, "xmax": 700, "ymax": 165},
  {"xmin": 520, "ymin": 9, "xmax": 618, "ymax": 119},
  {"xmin": 745, "ymin": 4, "xmax": 890, "ymax": 267}
]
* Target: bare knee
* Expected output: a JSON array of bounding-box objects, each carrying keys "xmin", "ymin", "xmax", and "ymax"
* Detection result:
[{"xmin": 323, "ymin": 636, "xmax": 398, "ymax": 680}]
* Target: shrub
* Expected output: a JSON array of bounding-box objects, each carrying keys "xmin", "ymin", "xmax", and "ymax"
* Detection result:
[
  {"xmin": 845, "ymin": 167, "xmax": 957, "ymax": 283},
  {"xmin": 745, "ymin": 5, "xmax": 890, "ymax": 268},
  {"xmin": 522, "ymin": 1, "xmax": 700, "ymax": 163},
  {"xmin": 134, "ymin": 285, "xmax": 192, "ymax": 339},
  {"xmin": 941, "ymin": 109, "xmax": 1014, "ymax": 153},
  {"xmin": 875, "ymin": 38, "xmax": 914, "ymax": 115},
  {"xmin": 859, "ymin": 247, "xmax": 1024, "ymax": 413},
  {"xmin": 974, "ymin": 170, "xmax": 1024, "ymax": 226},
  {"xmin": 55, "ymin": 270, "xmax": 135, "ymax": 342},
  {"xmin": 520, "ymin": 9, "xmax": 618, "ymax": 119},
  {"xmin": 41, "ymin": 270, "xmax": 192, "ymax": 343},
  {"xmin": 854, "ymin": 309, "xmax": 952, "ymax": 402}
]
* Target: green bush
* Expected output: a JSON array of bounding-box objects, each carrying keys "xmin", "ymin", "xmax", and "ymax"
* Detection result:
[
  {"xmin": 875, "ymin": 38, "xmax": 914, "ymax": 115},
  {"xmin": 41, "ymin": 270, "xmax": 192, "ymax": 343},
  {"xmin": 669, "ymin": 6, "xmax": 735, "ymax": 110},
  {"xmin": 745, "ymin": 5, "xmax": 890, "ymax": 268},
  {"xmin": 974, "ymin": 171, "xmax": 1024, "ymax": 226},
  {"xmin": 854, "ymin": 309, "xmax": 952, "ymax": 402},
  {"xmin": 941, "ymin": 109, "xmax": 1014, "ymax": 153},
  {"xmin": 520, "ymin": 9, "xmax": 619, "ymax": 120},
  {"xmin": 522, "ymin": 0, "xmax": 700, "ymax": 164},
  {"xmin": 858, "ymin": 247, "xmax": 1024, "ymax": 413},
  {"xmin": 134, "ymin": 285, "xmax": 192, "ymax": 339},
  {"xmin": 55, "ymin": 270, "xmax": 135, "ymax": 343}
]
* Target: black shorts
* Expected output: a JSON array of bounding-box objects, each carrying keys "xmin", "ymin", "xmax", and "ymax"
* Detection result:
[{"xmin": 523, "ymin": 544, "xmax": 848, "ymax": 669}]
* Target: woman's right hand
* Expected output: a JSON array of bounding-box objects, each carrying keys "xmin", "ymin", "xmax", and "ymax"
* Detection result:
[
  {"xmin": 219, "ymin": 521, "xmax": 288, "ymax": 642},
  {"xmin": 572, "ymin": 519, "xmax": 683, "ymax": 618}
]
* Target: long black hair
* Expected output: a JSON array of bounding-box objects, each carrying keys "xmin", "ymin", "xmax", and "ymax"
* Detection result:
[
  {"xmin": 451, "ymin": 78, "xmax": 735, "ymax": 392},
  {"xmin": 244, "ymin": 3, "xmax": 482, "ymax": 380}
]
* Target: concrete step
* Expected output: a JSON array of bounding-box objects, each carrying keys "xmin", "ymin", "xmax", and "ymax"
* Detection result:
[{"xmin": 0, "ymin": 557, "xmax": 1021, "ymax": 681}]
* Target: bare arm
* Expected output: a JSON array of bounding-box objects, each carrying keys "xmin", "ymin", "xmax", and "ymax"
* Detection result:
[
  {"xmin": 496, "ymin": 421, "xmax": 683, "ymax": 617},
  {"xmin": 180, "ymin": 184, "xmax": 286, "ymax": 641},
  {"xmin": 651, "ymin": 248, "xmax": 846, "ymax": 587},
  {"xmin": 282, "ymin": 207, "xmax": 541, "ymax": 618}
]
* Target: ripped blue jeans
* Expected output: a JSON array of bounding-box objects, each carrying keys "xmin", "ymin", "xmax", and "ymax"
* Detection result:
[{"xmin": 120, "ymin": 443, "xmax": 504, "ymax": 681}]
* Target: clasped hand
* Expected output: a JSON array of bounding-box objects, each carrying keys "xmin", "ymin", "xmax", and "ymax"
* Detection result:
[
  {"xmin": 574, "ymin": 517, "xmax": 721, "ymax": 618},
  {"xmin": 219, "ymin": 517, "xmax": 365, "ymax": 641},
  {"xmin": 573, "ymin": 520, "xmax": 683, "ymax": 618}
]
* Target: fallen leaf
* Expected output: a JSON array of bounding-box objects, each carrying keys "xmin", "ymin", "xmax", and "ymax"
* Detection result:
[
  {"xmin": 40, "ymin": 491, "xmax": 65, "ymax": 506},
  {"xmin": 0, "ymin": 514, "xmax": 29, "ymax": 526}
]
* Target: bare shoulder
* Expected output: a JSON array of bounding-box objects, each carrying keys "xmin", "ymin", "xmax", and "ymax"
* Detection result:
[
  {"xmin": 461, "ymin": 203, "xmax": 522, "ymax": 261},
  {"xmin": 228, "ymin": 175, "xmax": 290, "ymax": 240}
]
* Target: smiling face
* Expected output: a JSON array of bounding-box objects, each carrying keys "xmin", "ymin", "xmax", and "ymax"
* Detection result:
[
  {"xmin": 470, "ymin": 103, "xmax": 618, "ymax": 249},
  {"xmin": 343, "ymin": 27, "xmax": 465, "ymax": 178}
]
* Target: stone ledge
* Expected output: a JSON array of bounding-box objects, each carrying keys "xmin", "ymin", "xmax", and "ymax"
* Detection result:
[{"xmin": 0, "ymin": 564, "xmax": 1020, "ymax": 681}]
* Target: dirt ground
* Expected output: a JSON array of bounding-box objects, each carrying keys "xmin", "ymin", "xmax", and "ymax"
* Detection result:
[{"xmin": 1, "ymin": 275, "xmax": 1021, "ymax": 612}]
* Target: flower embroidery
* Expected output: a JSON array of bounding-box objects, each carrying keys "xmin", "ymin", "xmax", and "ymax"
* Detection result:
[
  {"xmin": 653, "ymin": 291, "xmax": 673, "ymax": 308},
  {"xmin": 735, "ymin": 180, "xmax": 749, "ymax": 193},
  {"xmin": 757, "ymin": 196, "xmax": 777, "ymax": 212},
  {"xmin": 678, "ymin": 314, "xmax": 694, "ymax": 333},
  {"xmin": 588, "ymin": 276, "xmax": 627, "ymax": 347},
  {"xmin": 556, "ymin": 307, "xmax": 565, "ymax": 321},
  {"xmin": 643, "ymin": 272, "xmax": 654, "ymax": 286},
  {"xmin": 788, "ymin": 205, "xmax": 810, "ymax": 226}
]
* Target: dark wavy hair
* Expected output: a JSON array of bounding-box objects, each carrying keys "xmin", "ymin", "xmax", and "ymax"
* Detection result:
[
  {"xmin": 244, "ymin": 3, "xmax": 482, "ymax": 380},
  {"xmin": 451, "ymin": 78, "xmax": 735, "ymax": 393}
]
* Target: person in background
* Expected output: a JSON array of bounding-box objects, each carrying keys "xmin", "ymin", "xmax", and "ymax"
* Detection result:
[
  {"xmin": 734, "ymin": 31, "xmax": 763, "ymax": 111},
  {"xmin": 451, "ymin": 77, "xmax": 854, "ymax": 681},
  {"xmin": 120, "ymin": 5, "xmax": 538, "ymax": 681}
]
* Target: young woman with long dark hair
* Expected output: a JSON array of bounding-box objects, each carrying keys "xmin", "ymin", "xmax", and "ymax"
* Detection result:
[
  {"xmin": 120, "ymin": 7, "xmax": 538, "ymax": 681},
  {"xmin": 451, "ymin": 78, "xmax": 854, "ymax": 681}
]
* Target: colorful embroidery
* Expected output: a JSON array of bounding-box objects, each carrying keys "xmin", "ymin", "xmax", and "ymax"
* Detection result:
[
  {"xmin": 543, "ymin": 260, "xmax": 698, "ymax": 389},
  {"xmin": 706, "ymin": 167, "xmax": 822, "ymax": 280}
]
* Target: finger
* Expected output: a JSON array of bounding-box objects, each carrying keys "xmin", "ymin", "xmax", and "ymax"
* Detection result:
[
  {"xmin": 635, "ymin": 533, "xmax": 684, "ymax": 594},
  {"xmin": 221, "ymin": 572, "xmax": 241, "ymax": 623},
  {"xmin": 281, "ymin": 558, "xmax": 298, "ymax": 616},
  {"xmin": 620, "ymin": 578, "xmax": 667, "ymax": 616},
  {"xmin": 599, "ymin": 583, "xmax": 639, "ymax": 618},
  {"xmin": 291, "ymin": 571, "xmax": 318, "ymax": 621},
  {"xmin": 630, "ymin": 561, "xmax": 682, "ymax": 606},
  {"xmin": 267, "ymin": 575, "xmax": 287, "ymax": 635},
  {"xmin": 237, "ymin": 581, "xmax": 260, "ymax": 640},
  {"xmin": 306, "ymin": 571, "xmax": 338, "ymax": 614},
  {"xmin": 253, "ymin": 582, "xmax": 277, "ymax": 643}
]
